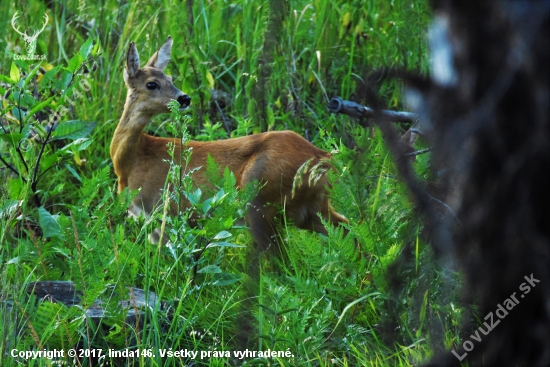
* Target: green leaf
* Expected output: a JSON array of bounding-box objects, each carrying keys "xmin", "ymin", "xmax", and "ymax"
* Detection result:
[
  {"xmin": 222, "ymin": 216, "xmax": 234, "ymax": 228},
  {"xmin": 213, "ymin": 230, "xmax": 232, "ymax": 240},
  {"xmin": 184, "ymin": 188, "xmax": 202, "ymax": 206},
  {"xmin": 26, "ymin": 96, "xmax": 55, "ymax": 122},
  {"xmin": 197, "ymin": 265, "xmax": 222, "ymax": 274},
  {"xmin": 11, "ymin": 107, "xmax": 25, "ymax": 121},
  {"xmin": 65, "ymin": 163, "xmax": 82, "ymax": 182},
  {"xmin": 24, "ymin": 63, "xmax": 43, "ymax": 88},
  {"xmin": 61, "ymin": 137, "xmax": 93, "ymax": 152},
  {"xmin": 0, "ymin": 123, "xmax": 29, "ymax": 146},
  {"xmin": 38, "ymin": 206, "xmax": 63, "ymax": 238},
  {"xmin": 205, "ymin": 154, "xmax": 221, "ymax": 184},
  {"xmin": 212, "ymin": 272, "xmax": 241, "ymax": 286},
  {"xmin": 79, "ymin": 38, "xmax": 93, "ymax": 59},
  {"xmin": 21, "ymin": 122, "xmax": 32, "ymax": 140},
  {"xmin": 201, "ymin": 197, "xmax": 213, "ymax": 214},
  {"xmin": 206, "ymin": 242, "xmax": 245, "ymax": 249},
  {"xmin": 0, "ymin": 199, "xmax": 22, "ymax": 217},
  {"xmin": 59, "ymin": 69, "xmax": 72, "ymax": 89},
  {"xmin": 10, "ymin": 62, "xmax": 20, "ymax": 82},
  {"xmin": 67, "ymin": 54, "xmax": 84, "ymax": 73},
  {"xmin": 14, "ymin": 59, "xmax": 28, "ymax": 71},
  {"xmin": 0, "ymin": 74, "xmax": 15, "ymax": 84},
  {"xmin": 92, "ymin": 42, "xmax": 100, "ymax": 57},
  {"xmin": 52, "ymin": 120, "xmax": 97, "ymax": 141},
  {"xmin": 0, "ymin": 133, "xmax": 23, "ymax": 148},
  {"xmin": 212, "ymin": 189, "xmax": 228, "ymax": 204},
  {"xmin": 40, "ymin": 150, "xmax": 64, "ymax": 171},
  {"xmin": 326, "ymin": 292, "xmax": 382, "ymax": 340},
  {"xmin": 6, "ymin": 256, "xmax": 20, "ymax": 265},
  {"xmin": 223, "ymin": 167, "xmax": 237, "ymax": 192},
  {"xmin": 42, "ymin": 138, "xmax": 93, "ymax": 164},
  {"xmin": 8, "ymin": 180, "xmax": 25, "ymax": 199},
  {"xmin": 41, "ymin": 65, "xmax": 62, "ymax": 85}
]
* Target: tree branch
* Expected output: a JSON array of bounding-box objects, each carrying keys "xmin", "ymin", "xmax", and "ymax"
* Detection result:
[
  {"xmin": 404, "ymin": 147, "xmax": 432, "ymax": 157},
  {"xmin": 0, "ymin": 155, "xmax": 26, "ymax": 183},
  {"xmin": 328, "ymin": 96, "xmax": 419, "ymax": 123},
  {"xmin": 30, "ymin": 122, "xmax": 54, "ymax": 208}
]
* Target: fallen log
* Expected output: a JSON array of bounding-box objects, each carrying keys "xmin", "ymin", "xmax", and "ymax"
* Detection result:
[{"xmin": 26, "ymin": 281, "xmax": 162, "ymax": 322}]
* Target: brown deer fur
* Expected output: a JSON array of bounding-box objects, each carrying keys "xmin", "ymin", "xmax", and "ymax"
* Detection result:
[{"xmin": 111, "ymin": 36, "xmax": 347, "ymax": 250}]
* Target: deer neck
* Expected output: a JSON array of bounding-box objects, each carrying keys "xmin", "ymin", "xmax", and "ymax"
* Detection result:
[{"xmin": 110, "ymin": 92, "xmax": 153, "ymax": 190}]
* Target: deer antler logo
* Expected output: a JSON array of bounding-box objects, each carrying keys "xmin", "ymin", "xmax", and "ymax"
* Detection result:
[{"xmin": 11, "ymin": 11, "xmax": 49, "ymax": 56}]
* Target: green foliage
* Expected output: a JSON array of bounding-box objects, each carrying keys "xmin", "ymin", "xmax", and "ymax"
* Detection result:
[
  {"xmin": 0, "ymin": 1, "xmax": 465, "ymax": 366},
  {"xmin": 0, "ymin": 35, "xmax": 98, "ymax": 213}
]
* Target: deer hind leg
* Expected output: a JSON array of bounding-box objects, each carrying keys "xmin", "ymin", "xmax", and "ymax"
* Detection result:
[
  {"xmin": 239, "ymin": 154, "xmax": 282, "ymax": 252},
  {"xmin": 234, "ymin": 195, "xmax": 284, "ymax": 351},
  {"xmin": 294, "ymin": 197, "xmax": 348, "ymax": 235},
  {"xmin": 236, "ymin": 196, "xmax": 281, "ymax": 351},
  {"xmin": 246, "ymin": 196, "xmax": 282, "ymax": 253}
]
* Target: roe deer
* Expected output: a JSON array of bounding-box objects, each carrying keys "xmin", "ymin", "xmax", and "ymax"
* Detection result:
[{"xmin": 110, "ymin": 36, "xmax": 348, "ymax": 251}]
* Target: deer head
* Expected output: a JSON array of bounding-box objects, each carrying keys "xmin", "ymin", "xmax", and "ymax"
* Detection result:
[
  {"xmin": 123, "ymin": 36, "xmax": 191, "ymax": 117},
  {"xmin": 11, "ymin": 11, "xmax": 49, "ymax": 55}
]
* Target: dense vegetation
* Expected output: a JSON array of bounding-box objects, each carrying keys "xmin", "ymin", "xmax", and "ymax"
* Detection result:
[{"xmin": 0, "ymin": 0, "xmax": 464, "ymax": 366}]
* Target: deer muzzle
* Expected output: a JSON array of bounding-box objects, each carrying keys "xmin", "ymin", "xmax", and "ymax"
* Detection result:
[{"xmin": 177, "ymin": 94, "xmax": 191, "ymax": 109}]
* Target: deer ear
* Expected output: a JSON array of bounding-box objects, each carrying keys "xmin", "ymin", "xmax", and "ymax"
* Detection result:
[
  {"xmin": 125, "ymin": 42, "xmax": 140, "ymax": 79},
  {"xmin": 145, "ymin": 36, "xmax": 173, "ymax": 70}
]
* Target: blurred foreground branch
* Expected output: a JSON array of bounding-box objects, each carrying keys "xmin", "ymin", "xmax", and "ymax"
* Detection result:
[{"xmin": 328, "ymin": 96, "xmax": 418, "ymax": 123}]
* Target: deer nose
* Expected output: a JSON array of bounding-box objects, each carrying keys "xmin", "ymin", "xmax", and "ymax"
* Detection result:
[{"xmin": 177, "ymin": 94, "xmax": 191, "ymax": 108}]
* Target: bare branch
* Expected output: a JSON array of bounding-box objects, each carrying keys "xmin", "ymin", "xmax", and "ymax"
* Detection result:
[
  {"xmin": 328, "ymin": 96, "xmax": 419, "ymax": 123},
  {"xmin": 404, "ymin": 147, "xmax": 432, "ymax": 157},
  {"xmin": 0, "ymin": 155, "xmax": 26, "ymax": 182}
]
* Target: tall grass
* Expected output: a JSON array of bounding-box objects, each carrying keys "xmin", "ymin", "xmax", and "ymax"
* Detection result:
[{"xmin": 0, "ymin": 0, "xmax": 464, "ymax": 366}]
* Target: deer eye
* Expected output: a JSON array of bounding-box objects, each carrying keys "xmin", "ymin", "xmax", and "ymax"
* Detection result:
[{"xmin": 146, "ymin": 82, "xmax": 158, "ymax": 90}]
